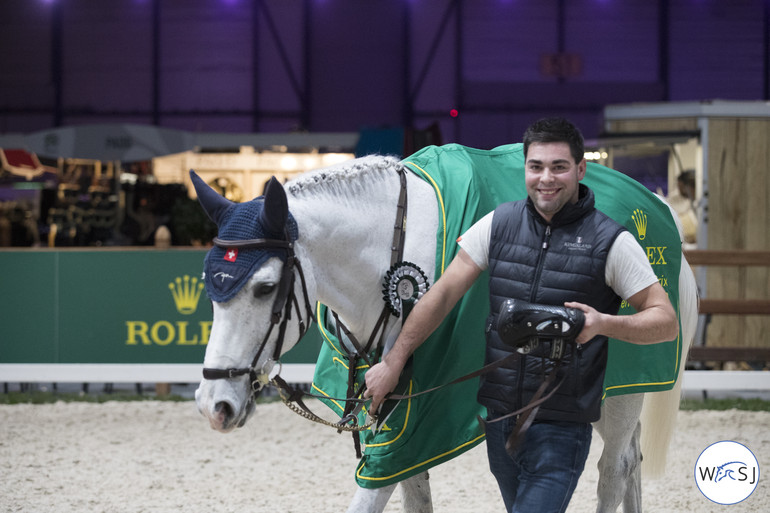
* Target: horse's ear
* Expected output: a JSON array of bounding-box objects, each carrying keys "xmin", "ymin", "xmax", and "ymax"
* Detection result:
[
  {"xmin": 260, "ymin": 176, "xmax": 288, "ymax": 237},
  {"xmin": 189, "ymin": 170, "xmax": 232, "ymax": 226}
]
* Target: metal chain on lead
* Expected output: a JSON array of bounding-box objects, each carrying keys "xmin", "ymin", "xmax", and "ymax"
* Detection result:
[{"xmin": 272, "ymin": 379, "xmax": 374, "ymax": 432}]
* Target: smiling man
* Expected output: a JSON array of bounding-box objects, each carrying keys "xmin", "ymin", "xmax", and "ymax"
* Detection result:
[
  {"xmin": 525, "ymin": 136, "xmax": 585, "ymax": 221},
  {"xmin": 364, "ymin": 117, "xmax": 678, "ymax": 513}
]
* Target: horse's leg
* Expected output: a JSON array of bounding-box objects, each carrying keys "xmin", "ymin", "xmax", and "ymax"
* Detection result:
[
  {"xmin": 593, "ymin": 393, "xmax": 644, "ymax": 513},
  {"xmin": 346, "ymin": 484, "xmax": 396, "ymax": 513},
  {"xmin": 398, "ymin": 472, "xmax": 433, "ymax": 513}
]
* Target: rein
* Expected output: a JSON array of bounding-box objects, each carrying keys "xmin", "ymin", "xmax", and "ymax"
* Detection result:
[
  {"xmin": 201, "ymin": 167, "xmax": 565, "ymax": 451},
  {"xmin": 262, "ymin": 165, "xmax": 560, "ymax": 449}
]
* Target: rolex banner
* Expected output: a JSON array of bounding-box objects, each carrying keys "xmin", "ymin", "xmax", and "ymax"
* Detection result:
[
  {"xmin": 312, "ymin": 143, "xmax": 683, "ymax": 489},
  {"xmin": 0, "ymin": 249, "xmax": 320, "ymax": 365}
]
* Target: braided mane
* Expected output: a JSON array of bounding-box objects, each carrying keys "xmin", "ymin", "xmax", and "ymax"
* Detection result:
[{"xmin": 286, "ymin": 155, "xmax": 403, "ymax": 198}]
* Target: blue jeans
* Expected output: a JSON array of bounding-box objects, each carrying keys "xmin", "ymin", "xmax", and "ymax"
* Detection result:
[{"xmin": 485, "ymin": 414, "xmax": 593, "ymax": 513}]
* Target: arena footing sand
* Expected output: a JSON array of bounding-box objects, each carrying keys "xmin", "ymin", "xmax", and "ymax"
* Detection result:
[{"xmin": 1, "ymin": 400, "xmax": 767, "ymax": 512}]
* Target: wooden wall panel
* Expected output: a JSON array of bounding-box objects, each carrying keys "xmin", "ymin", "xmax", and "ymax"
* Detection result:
[
  {"xmin": 745, "ymin": 122, "xmax": 770, "ymax": 348},
  {"xmin": 705, "ymin": 119, "xmax": 770, "ymax": 348},
  {"xmin": 608, "ymin": 115, "xmax": 769, "ymax": 350}
]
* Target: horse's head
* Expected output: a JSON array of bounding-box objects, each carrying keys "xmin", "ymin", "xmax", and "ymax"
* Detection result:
[{"xmin": 190, "ymin": 171, "xmax": 311, "ymax": 432}]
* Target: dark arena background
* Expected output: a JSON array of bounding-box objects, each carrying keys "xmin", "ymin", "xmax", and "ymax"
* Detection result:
[{"xmin": 0, "ymin": 1, "xmax": 768, "ymax": 512}]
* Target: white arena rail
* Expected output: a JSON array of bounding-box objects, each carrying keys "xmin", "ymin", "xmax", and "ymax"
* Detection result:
[
  {"xmin": 0, "ymin": 363, "xmax": 316, "ymax": 384},
  {"xmin": 682, "ymin": 370, "xmax": 770, "ymax": 391},
  {"xmin": 1, "ymin": 365, "xmax": 768, "ymax": 393}
]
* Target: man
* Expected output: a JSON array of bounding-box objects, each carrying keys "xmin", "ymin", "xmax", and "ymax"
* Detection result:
[{"xmin": 364, "ymin": 117, "xmax": 678, "ymax": 513}]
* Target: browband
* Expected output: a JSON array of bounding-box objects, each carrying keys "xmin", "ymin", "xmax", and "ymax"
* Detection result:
[{"xmin": 213, "ymin": 237, "xmax": 293, "ymax": 250}]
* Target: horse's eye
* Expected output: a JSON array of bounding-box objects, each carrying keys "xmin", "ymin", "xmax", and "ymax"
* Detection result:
[{"xmin": 254, "ymin": 283, "xmax": 276, "ymax": 297}]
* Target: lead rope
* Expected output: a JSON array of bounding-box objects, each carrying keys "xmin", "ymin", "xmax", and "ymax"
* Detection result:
[
  {"xmin": 279, "ymin": 399, "xmax": 375, "ymax": 432},
  {"xmin": 272, "ymin": 375, "xmax": 375, "ymax": 432}
]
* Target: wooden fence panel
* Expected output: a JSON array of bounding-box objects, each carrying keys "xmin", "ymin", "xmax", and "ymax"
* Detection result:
[
  {"xmin": 703, "ymin": 119, "xmax": 770, "ymax": 348},
  {"xmin": 684, "ymin": 249, "xmax": 770, "ymax": 360}
]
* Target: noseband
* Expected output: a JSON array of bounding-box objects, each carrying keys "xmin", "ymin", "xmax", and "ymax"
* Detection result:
[{"xmin": 201, "ymin": 235, "xmax": 314, "ymax": 397}]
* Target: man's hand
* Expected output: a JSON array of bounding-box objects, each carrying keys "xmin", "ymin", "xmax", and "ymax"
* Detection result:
[
  {"xmin": 364, "ymin": 359, "xmax": 403, "ymax": 416},
  {"xmin": 564, "ymin": 281, "xmax": 679, "ymax": 346},
  {"xmin": 363, "ymin": 249, "xmax": 483, "ymax": 416},
  {"xmin": 563, "ymin": 301, "xmax": 603, "ymax": 344}
]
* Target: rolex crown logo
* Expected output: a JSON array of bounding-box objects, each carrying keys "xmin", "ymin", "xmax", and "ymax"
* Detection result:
[
  {"xmin": 169, "ymin": 275, "xmax": 205, "ymax": 315},
  {"xmin": 631, "ymin": 208, "xmax": 647, "ymax": 240}
]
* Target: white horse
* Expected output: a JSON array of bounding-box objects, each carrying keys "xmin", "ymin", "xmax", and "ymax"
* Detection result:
[{"xmin": 193, "ymin": 151, "xmax": 698, "ymax": 513}]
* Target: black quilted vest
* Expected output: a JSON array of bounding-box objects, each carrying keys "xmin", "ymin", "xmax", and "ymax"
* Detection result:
[{"xmin": 478, "ymin": 185, "xmax": 625, "ymax": 423}]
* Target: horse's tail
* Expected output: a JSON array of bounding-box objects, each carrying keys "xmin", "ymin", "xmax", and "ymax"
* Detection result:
[{"xmin": 640, "ymin": 205, "xmax": 700, "ymax": 478}]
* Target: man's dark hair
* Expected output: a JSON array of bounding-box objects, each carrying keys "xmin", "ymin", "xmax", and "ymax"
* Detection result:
[{"xmin": 523, "ymin": 117, "xmax": 585, "ymax": 164}]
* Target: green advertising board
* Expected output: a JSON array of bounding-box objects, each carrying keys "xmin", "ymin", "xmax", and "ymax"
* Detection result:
[{"xmin": 0, "ymin": 249, "xmax": 320, "ymax": 365}]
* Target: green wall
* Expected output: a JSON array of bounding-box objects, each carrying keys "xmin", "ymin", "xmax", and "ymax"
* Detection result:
[{"xmin": 0, "ymin": 249, "xmax": 320, "ymax": 364}]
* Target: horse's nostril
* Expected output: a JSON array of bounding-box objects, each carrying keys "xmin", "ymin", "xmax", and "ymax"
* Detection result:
[{"xmin": 214, "ymin": 401, "xmax": 234, "ymax": 422}]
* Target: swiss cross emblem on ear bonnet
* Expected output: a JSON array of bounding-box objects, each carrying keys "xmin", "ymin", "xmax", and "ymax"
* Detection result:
[{"xmin": 190, "ymin": 171, "xmax": 298, "ymax": 303}]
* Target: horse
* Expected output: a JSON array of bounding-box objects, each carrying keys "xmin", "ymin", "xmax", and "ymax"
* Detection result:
[{"xmin": 192, "ymin": 145, "xmax": 699, "ymax": 513}]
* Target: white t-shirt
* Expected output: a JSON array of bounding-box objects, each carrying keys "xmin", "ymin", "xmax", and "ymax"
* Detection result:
[{"xmin": 457, "ymin": 210, "xmax": 658, "ymax": 301}]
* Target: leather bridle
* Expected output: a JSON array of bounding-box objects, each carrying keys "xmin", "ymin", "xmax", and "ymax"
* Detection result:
[
  {"xmin": 200, "ymin": 165, "xmax": 408, "ymax": 415},
  {"xmin": 201, "ymin": 234, "xmax": 314, "ymax": 397}
]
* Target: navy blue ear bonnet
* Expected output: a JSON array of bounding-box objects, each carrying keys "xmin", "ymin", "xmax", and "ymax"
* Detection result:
[{"xmin": 203, "ymin": 197, "xmax": 298, "ymax": 303}]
